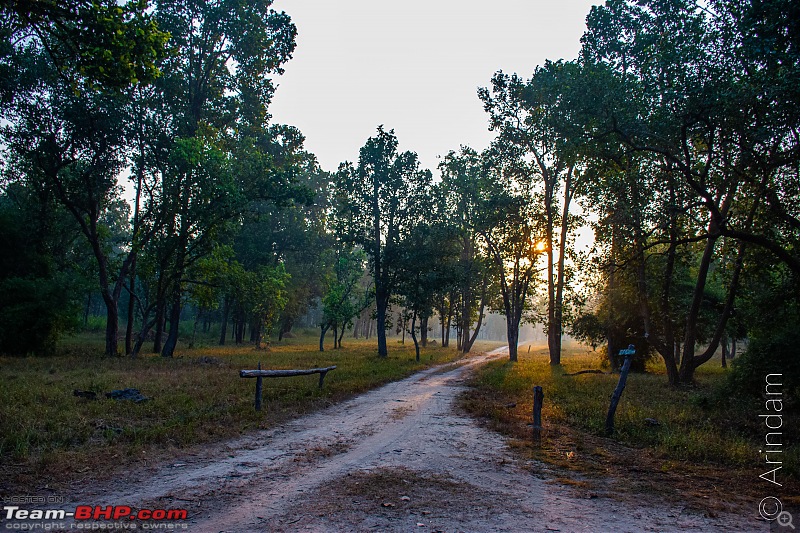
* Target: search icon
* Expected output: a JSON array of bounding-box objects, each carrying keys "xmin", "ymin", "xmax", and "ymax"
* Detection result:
[{"xmin": 778, "ymin": 511, "xmax": 795, "ymax": 529}]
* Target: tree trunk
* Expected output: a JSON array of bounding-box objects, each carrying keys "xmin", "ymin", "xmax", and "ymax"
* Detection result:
[
  {"xmin": 678, "ymin": 234, "xmax": 719, "ymax": 383},
  {"xmin": 440, "ymin": 306, "xmax": 447, "ymax": 346},
  {"xmin": 153, "ymin": 288, "xmax": 165, "ymax": 354},
  {"xmin": 420, "ymin": 315, "xmax": 428, "ymax": 347},
  {"xmin": 103, "ymin": 292, "xmax": 119, "ymax": 357},
  {"xmin": 337, "ymin": 323, "xmax": 345, "ymax": 349},
  {"xmin": 161, "ymin": 287, "xmax": 182, "ymax": 357},
  {"xmin": 551, "ymin": 166, "xmax": 573, "ymax": 366},
  {"xmin": 444, "ymin": 303, "xmax": 452, "ymax": 347},
  {"xmin": 125, "ymin": 259, "xmax": 137, "ymax": 356},
  {"xmin": 507, "ymin": 323, "xmax": 519, "ymax": 362},
  {"xmin": 376, "ymin": 292, "xmax": 389, "ymax": 357},
  {"xmin": 463, "ymin": 275, "xmax": 488, "ymax": 353},
  {"xmin": 319, "ymin": 323, "xmax": 330, "ymax": 351},
  {"xmin": 131, "ymin": 316, "xmax": 157, "ymax": 358},
  {"xmin": 219, "ymin": 296, "xmax": 229, "ymax": 345},
  {"xmin": 410, "ymin": 310, "xmax": 420, "ymax": 362}
]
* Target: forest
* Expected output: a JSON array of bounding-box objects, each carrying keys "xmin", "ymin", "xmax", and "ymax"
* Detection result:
[
  {"xmin": 1, "ymin": 2, "xmax": 799, "ymax": 526},
  {"xmin": 1, "ymin": 0, "xmax": 798, "ymax": 398}
]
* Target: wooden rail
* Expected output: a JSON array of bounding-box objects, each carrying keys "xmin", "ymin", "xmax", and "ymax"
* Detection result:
[{"xmin": 239, "ymin": 363, "xmax": 337, "ymax": 411}]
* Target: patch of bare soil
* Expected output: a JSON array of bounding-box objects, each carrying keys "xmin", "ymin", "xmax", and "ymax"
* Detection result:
[{"xmin": 26, "ymin": 349, "xmax": 765, "ymax": 532}]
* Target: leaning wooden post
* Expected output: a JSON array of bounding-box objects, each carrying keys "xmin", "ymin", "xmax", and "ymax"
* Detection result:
[
  {"xmin": 605, "ymin": 345, "xmax": 634, "ymax": 436},
  {"xmin": 532, "ymin": 385, "xmax": 544, "ymax": 442},
  {"xmin": 255, "ymin": 361, "xmax": 263, "ymax": 411}
]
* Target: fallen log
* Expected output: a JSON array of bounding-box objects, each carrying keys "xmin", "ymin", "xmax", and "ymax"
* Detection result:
[{"xmin": 563, "ymin": 369, "xmax": 607, "ymax": 377}]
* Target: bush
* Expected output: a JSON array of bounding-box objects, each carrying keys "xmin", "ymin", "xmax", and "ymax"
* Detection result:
[
  {"xmin": 728, "ymin": 329, "xmax": 800, "ymax": 402},
  {"xmin": 0, "ymin": 275, "xmax": 79, "ymax": 355}
]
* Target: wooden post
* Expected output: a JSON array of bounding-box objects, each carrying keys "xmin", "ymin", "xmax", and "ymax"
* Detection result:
[
  {"xmin": 533, "ymin": 385, "xmax": 544, "ymax": 442},
  {"xmin": 255, "ymin": 361, "xmax": 263, "ymax": 411},
  {"xmin": 605, "ymin": 345, "xmax": 635, "ymax": 436},
  {"xmin": 318, "ymin": 370, "xmax": 328, "ymax": 389}
]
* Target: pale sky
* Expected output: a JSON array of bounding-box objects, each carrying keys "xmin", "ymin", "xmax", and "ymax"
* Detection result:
[{"xmin": 268, "ymin": 0, "xmax": 600, "ymax": 174}]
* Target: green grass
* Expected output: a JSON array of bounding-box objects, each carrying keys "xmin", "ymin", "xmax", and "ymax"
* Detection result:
[
  {"xmin": 463, "ymin": 343, "xmax": 799, "ymax": 478},
  {"xmin": 0, "ymin": 332, "xmax": 463, "ymax": 491}
]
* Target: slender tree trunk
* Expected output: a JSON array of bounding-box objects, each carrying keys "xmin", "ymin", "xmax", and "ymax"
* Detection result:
[
  {"xmin": 131, "ymin": 316, "xmax": 157, "ymax": 358},
  {"xmin": 337, "ymin": 323, "xmax": 345, "ymax": 349},
  {"xmin": 103, "ymin": 292, "xmax": 119, "ymax": 357},
  {"xmin": 679, "ymin": 234, "xmax": 718, "ymax": 382},
  {"xmin": 444, "ymin": 302, "xmax": 452, "ymax": 347},
  {"xmin": 420, "ymin": 315, "xmax": 428, "ymax": 347},
  {"xmin": 125, "ymin": 259, "xmax": 137, "ymax": 356},
  {"xmin": 219, "ymin": 296, "xmax": 229, "ymax": 345},
  {"xmin": 410, "ymin": 310, "xmax": 420, "ymax": 362},
  {"xmin": 440, "ymin": 305, "xmax": 447, "ymax": 345},
  {"xmin": 552, "ymin": 166, "xmax": 573, "ymax": 366},
  {"xmin": 463, "ymin": 275, "xmax": 488, "ymax": 353},
  {"xmin": 376, "ymin": 292, "xmax": 389, "ymax": 357},
  {"xmin": 319, "ymin": 323, "xmax": 330, "ymax": 351},
  {"xmin": 721, "ymin": 333, "xmax": 729, "ymax": 368},
  {"xmin": 161, "ymin": 286, "xmax": 182, "ymax": 357}
]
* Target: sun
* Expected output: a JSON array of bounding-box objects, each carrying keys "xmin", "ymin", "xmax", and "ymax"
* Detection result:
[{"xmin": 534, "ymin": 240, "xmax": 547, "ymax": 253}]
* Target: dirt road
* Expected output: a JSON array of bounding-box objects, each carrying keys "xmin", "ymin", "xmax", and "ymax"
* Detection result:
[{"xmin": 71, "ymin": 349, "xmax": 761, "ymax": 532}]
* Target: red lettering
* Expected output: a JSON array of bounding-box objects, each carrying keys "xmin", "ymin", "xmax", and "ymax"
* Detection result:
[
  {"xmin": 113, "ymin": 506, "xmax": 132, "ymax": 519},
  {"xmin": 94, "ymin": 506, "xmax": 113, "ymax": 520},
  {"xmin": 167, "ymin": 510, "xmax": 188, "ymax": 520},
  {"xmin": 75, "ymin": 506, "xmax": 92, "ymax": 520}
]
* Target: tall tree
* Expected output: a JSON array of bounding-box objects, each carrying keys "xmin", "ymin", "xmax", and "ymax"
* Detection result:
[
  {"xmin": 438, "ymin": 147, "xmax": 494, "ymax": 354},
  {"xmin": 578, "ymin": 0, "xmax": 800, "ymax": 383},
  {"xmin": 150, "ymin": 0, "xmax": 298, "ymax": 357},
  {"xmin": 479, "ymin": 61, "xmax": 585, "ymax": 365},
  {"xmin": 335, "ymin": 127, "xmax": 432, "ymax": 357}
]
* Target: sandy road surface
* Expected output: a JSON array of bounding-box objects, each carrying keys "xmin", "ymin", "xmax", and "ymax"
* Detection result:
[{"xmin": 64, "ymin": 349, "xmax": 762, "ymax": 532}]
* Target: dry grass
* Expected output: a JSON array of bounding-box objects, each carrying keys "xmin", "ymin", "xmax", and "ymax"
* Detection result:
[
  {"xmin": 0, "ymin": 332, "xmax": 462, "ymax": 492},
  {"xmin": 461, "ymin": 342, "xmax": 799, "ymax": 510}
]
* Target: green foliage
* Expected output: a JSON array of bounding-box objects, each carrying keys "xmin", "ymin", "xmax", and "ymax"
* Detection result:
[
  {"xmin": 1, "ymin": 0, "xmax": 170, "ymax": 92},
  {"xmin": 729, "ymin": 331, "xmax": 800, "ymax": 402},
  {"xmin": 335, "ymin": 126, "xmax": 433, "ymax": 356},
  {"xmin": 0, "ymin": 184, "xmax": 86, "ymax": 355},
  {"xmin": 568, "ymin": 313, "xmax": 604, "ymax": 350},
  {"xmin": 0, "ymin": 275, "xmax": 80, "ymax": 355},
  {"xmin": 322, "ymin": 247, "xmax": 369, "ymax": 334},
  {"xmin": 728, "ymin": 266, "xmax": 800, "ymax": 399}
]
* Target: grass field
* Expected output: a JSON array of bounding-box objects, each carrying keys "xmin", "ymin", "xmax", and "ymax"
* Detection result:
[
  {"xmin": 0, "ymin": 331, "xmax": 474, "ymax": 491},
  {"xmin": 462, "ymin": 342, "xmax": 799, "ymax": 504}
]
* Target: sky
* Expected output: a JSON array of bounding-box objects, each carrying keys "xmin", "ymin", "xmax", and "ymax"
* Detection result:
[{"xmin": 268, "ymin": 0, "xmax": 600, "ymax": 175}]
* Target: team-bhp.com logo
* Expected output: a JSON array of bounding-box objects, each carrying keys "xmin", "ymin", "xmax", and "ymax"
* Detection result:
[{"xmin": 3, "ymin": 505, "xmax": 188, "ymax": 529}]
